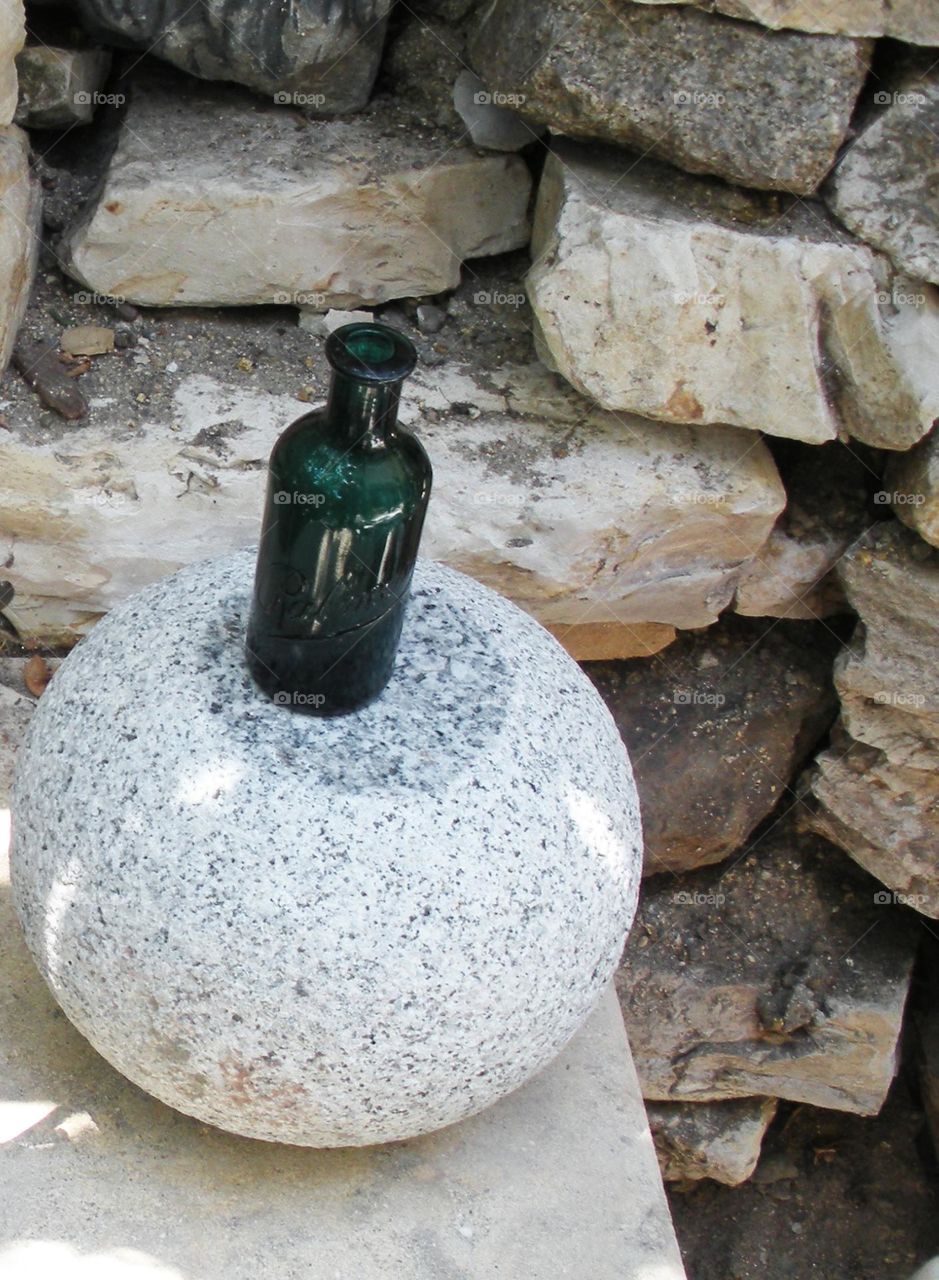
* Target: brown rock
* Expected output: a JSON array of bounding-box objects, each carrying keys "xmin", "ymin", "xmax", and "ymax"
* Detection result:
[
  {"xmin": 617, "ymin": 818, "xmax": 918, "ymax": 1114},
  {"xmin": 554, "ymin": 621, "xmax": 676, "ymax": 662},
  {"xmin": 22, "ymin": 654, "xmax": 51, "ymax": 697},
  {"xmin": 588, "ymin": 615, "xmax": 838, "ymax": 876},
  {"xmin": 647, "ymin": 1097, "xmax": 777, "ymax": 1185}
]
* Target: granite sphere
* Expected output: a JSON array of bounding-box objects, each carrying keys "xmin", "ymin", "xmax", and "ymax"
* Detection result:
[{"xmin": 11, "ymin": 553, "xmax": 642, "ymax": 1146}]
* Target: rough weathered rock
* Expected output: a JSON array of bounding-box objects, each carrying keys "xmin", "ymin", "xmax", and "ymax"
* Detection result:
[
  {"xmin": 826, "ymin": 69, "xmax": 939, "ymax": 284},
  {"xmin": 808, "ymin": 727, "xmax": 939, "ymax": 917},
  {"xmin": 588, "ymin": 616, "xmax": 837, "ymax": 876},
  {"xmin": 806, "ymin": 522, "xmax": 939, "ymax": 918},
  {"xmin": 735, "ymin": 441, "xmax": 872, "ymax": 618},
  {"xmin": 0, "ymin": 0, "xmax": 24, "ymax": 125},
  {"xmin": 529, "ymin": 143, "xmax": 939, "ymax": 449},
  {"xmin": 0, "ymin": 126, "xmax": 40, "ymax": 372},
  {"xmin": 617, "ymin": 819, "xmax": 917, "ymax": 1113},
  {"xmin": 14, "ymin": 45, "xmax": 112, "ymax": 128},
  {"xmin": 887, "ymin": 427, "xmax": 939, "ymax": 548},
  {"xmin": 734, "ymin": 530, "xmax": 847, "ymax": 619},
  {"xmin": 0, "ymin": 358, "xmax": 785, "ymax": 649},
  {"xmin": 829, "ymin": 545, "xmax": 939, "ymax": 777},
  {"xmin": 647, "ymin": 1097, "xmax": 778, "ymax": 1185},
  {"xmin": 54, "ymin": 0, "xmax": 393, "ymax": 114},
  {"xmin": 630, "ymin": 0, "xmax": 939, "ymax": 43},
  {"xmin": 65, "ymin": 75, "xmax": 532, "ymax": 308},
  {"xmin": 468, "ymin": 0, "xmax": 870, "ymax": 193}
]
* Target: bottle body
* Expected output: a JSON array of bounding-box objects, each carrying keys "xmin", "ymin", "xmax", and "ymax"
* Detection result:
[{"xmin": 246, "ymin": 324, "xmax": 431, "ymax": 715}]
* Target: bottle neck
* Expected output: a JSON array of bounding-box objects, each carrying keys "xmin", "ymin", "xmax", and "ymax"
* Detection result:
[{"xmin": 326, "ymin": 371, "xmax": 403, "ymax": 448}]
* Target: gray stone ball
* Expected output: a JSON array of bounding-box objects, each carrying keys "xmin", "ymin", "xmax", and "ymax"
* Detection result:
[{"xmin": 11, "ymin": 553, "xmax": 642, "ymax": 1146}]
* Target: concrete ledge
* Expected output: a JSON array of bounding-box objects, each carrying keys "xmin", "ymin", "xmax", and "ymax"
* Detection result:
[{"xmin": 0, "ymin": 836, "xmax": 685, "ymax": 1280}]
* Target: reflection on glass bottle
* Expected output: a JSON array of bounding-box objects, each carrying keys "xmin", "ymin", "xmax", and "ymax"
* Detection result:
[{"xmin": 245, "ymin": 323, "xmax": 432, "ymax": 715}]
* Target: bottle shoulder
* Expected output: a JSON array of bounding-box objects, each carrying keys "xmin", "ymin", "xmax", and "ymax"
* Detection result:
[
  {"xmin": 271, "ymin": 411, "xmax": 431, "ymax": 478},
  {"xmin": 266, "ymin": 412, "xmax": 430, "ymax": 523},
  {"xmin": 272, "ymin": 407, "xmax": 327, "ymax": 451}
]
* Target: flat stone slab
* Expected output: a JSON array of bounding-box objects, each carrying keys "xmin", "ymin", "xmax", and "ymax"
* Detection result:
[
  {"xmin": 0, "ymin": 876, "xmax": 686, "ymax": 1280},
  {"xmin": 64, "ymin": 73, "xmax": 531, "ymax": 308},
  {"xmin": 0, "ymin": 350, "xmax": 783, "ymax": 648}
]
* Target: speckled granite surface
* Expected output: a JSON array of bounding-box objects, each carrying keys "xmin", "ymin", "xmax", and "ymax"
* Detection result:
[{"xmin": 11, "ymin": 552, "xmax": 642, "ymax": 1146}]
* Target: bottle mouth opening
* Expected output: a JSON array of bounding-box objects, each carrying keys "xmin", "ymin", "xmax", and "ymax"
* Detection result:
[{"xmin": 325, "ymin": 322, "xmax": 418, "ymax": 384}]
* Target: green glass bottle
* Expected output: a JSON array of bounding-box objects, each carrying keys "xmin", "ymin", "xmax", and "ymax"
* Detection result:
[{"xmin": 245, "ymin": 323, "xmax": 431, "ymax": 715}]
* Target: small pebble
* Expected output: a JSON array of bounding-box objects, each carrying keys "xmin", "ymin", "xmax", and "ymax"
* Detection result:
[
  {"xmin": 416, "ymin": 303, "xmax": 447, "ymax": 335},
  {"xmin": 61, "ymin": 325, "xmax": 114, "ymax": 357},
  {"xmin": 378, "ymin": 306, "xmax": 410, "ymax": 331},
  {"xmin": 24, "ymin": 654, "xmax": 52, "ymax": 697},
  {"xmin": 54, "ymin": 1111, "xmax": 100, "ymax": 1141}
]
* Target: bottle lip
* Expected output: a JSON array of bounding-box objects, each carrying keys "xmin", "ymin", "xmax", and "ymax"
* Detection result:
[{"xmin": 325, "ymin": 322, "xmax": 418, "ymax": 385}]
